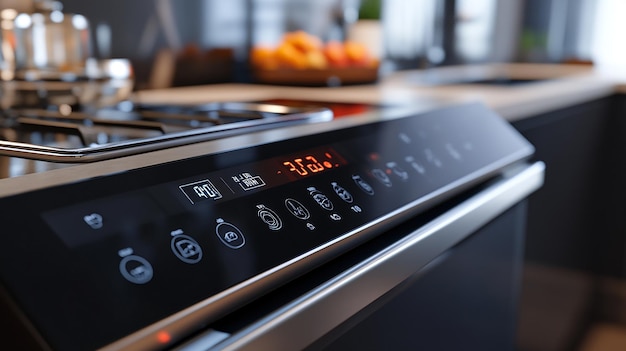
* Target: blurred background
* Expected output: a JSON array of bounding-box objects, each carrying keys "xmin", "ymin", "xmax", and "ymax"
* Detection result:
[{"xmin": 3, "ymin": 0, "xmax": 620, "ymax": 89}]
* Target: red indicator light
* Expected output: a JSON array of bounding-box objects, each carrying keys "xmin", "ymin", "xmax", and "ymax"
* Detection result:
[
  {"xmin": 369, "ymin": 153, "xmax": 379, "ymax": 161},
  {"xmin": 325, "ymin": 152, "xmax": 333, "ymax": 159},
  {"xmin": 386, "ymin": 169, "xmax": 392, "ymax": 175},
  {"xmin": 156, "ymin": 331, "xmax": 171, "ymax": 344},
  {"xmin": 323, "ymin": 161, "xmax": 332, "ymax": 168}
]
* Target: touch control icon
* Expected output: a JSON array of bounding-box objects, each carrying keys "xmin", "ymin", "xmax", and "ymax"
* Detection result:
[
  {"xmin": 232, "ymin": 172, "xmax": 266, "ymax": 191},
  {"xmin": 170, "ymin": 231, "xmax": 203, "ymax": 264},
  {"xmin": 308, "ymin": 187, "xmax": 334, "ymax": 211},
  {"xmin": 405, "ymin": 156, "xmax": 425, "ymax": 174},
  {"xmin": 352, "ymin": 174, "xmax": 374, "ymax": 195},
  {"xmin": 331, "ymin": 182, "xmax": 353, "ymax": 203},
  {"xmin": 118, "ymin": 248, "xmax": 153, "ymax": 284},
  {"xmin": 424, "ymin": 148, "xmax": 442, "ymax": 168},
  {"xmin": 257, "ymin": 205, "xmax": 283, "ymax": 231},
  {"xmin": 371, "ymin": 168, "xmax": 392, "ymax": 187},
  {"xmin": 179, "ymin": 179, "xmax": 222, "ymax": 204},
  {"xmin": 445, "ymin": 143, "xmax": 462, "ymax": 161},
  {"xmin": 386, "ymin": 162, "xmax": 409, "ymax": 181},
  {"xmin": 215, "ymin": 219, "xmax": 245, "ymax": 249},
  {"xmin": 83, "ymin": 213, "xmax": 103, "ymax": 229},
  {"xmin": 285, "ymin": 198, "xmax": 310, "ymax": 220}
]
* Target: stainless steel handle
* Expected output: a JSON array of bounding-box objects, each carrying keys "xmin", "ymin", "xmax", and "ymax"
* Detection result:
[{"xmin": 205, "ymin": 161, "xmax": 545, "ymax": 351}]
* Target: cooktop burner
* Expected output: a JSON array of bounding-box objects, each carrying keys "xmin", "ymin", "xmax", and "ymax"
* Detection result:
[{"xmin": 0, "ymin": 102, "xmax": 333, "ymax": 163}]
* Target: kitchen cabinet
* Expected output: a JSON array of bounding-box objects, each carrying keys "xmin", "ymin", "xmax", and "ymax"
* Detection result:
[
  {"xmin": 513, "ymin": 95, "xmax": 626, "ymax": 278},
  {"xmin": 512, "ymin": 97, "xmax": 611, "ymax": 273},
  {"xmin": 512, "ymin": 95, "xmax": 626, "ymax": 350}
]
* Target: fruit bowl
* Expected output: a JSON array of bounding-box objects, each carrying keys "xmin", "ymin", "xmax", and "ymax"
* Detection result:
[
  {"xmin": 251, "ymin": 31, "xmax": 379, "ymax": 86},
  {"xmin": 252, "ymin": 66, "xmax": 379, "ymax": 86}
]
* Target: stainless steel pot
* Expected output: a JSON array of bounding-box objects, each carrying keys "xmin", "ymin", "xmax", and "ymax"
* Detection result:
[
  {"xmin": 11, "ymin": 0, "xmax": 91, "ymax": 81},
  {"xmin": 0, "ymin": 1, "xmax": 133, "ymax": 111}
]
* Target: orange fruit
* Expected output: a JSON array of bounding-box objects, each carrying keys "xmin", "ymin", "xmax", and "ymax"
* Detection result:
[
  {"xmin": 305, "ymin": 50, "xmax": 328, "ymax": 69},
  {"xmin": 275, "ymin": 42, "xmax": 308, "ymax": 69},
  {"xmin": 323, "ymin": 41, "xmax": 348, "ymax": 68},
  {"xmin": 344, "ymin": 41, "xmax": 371, "ymax": 66},
  {"xmin": 284, "ymin": 30, "xmax": 323, "ymax": 53},
  {"xmin": 251, "ymin": 46, "xmax": 278, "ymax": 70}
]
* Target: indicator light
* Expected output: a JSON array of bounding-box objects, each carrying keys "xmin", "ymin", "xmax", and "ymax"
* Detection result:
[{"xmin": 156, "ymin": 331, "xmax": 171, "ymax": 344}]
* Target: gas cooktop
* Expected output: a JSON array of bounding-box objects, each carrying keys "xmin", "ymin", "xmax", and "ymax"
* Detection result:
[
  {"xmin": 0, "ymin": 101, "xmax": 334, "ymax": 179},
  {"xmin": 0, "ymin": 102, "xmax": 332, "ymax": 164}
]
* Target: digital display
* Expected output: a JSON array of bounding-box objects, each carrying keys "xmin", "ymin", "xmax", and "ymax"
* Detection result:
[{"xmin": 278, "ymin": 148, "xmax": 347, "ymax": 180}]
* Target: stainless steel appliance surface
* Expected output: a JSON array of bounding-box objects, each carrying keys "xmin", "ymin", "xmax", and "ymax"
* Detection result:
[
  {"xmin": 0, "ymin": 101, "xmax": 333, "ymax": 173},
  {"xmin": 0, "ymin": 99, "xmax": 544, "ymax": 351}
]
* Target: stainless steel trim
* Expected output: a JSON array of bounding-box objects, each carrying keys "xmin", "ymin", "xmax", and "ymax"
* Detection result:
[
  {"xmin": 173, "ymin": 330, "xmax": 231, "ymax": 351},
  {"xmin": 209, "ymin": 161, "xmax": 545, "ymax": 351},
  {"xmin": 0, "ymin": 103, "xmax": 333, "ymax": 162}
]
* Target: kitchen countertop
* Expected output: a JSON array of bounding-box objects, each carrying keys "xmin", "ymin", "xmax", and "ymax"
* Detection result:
[{"xmin": 134, "ymin": 63, "xmax": 622, "ymax": 122}]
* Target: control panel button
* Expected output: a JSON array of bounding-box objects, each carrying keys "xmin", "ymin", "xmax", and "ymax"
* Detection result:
[
  {"xmin": 386, "ymin": 162, "xmax": 409, "ymax": 181},
  {"xmin": 352, "ymin": 174, "xmax": 374, "ymax": 195},
  {"xmin": 83, "ymin": 213, "xmax": 103, "ymax": 229},
  {"xmin": 371, "ymin": 168, "xmax": 392, "ymax": 187},
  {"xmin": 170, "ymin": 231, "xmax": 203, "ymax": 264},
  {"xmin": 445, "ymin": 143, "xmax": 462, "ymax": 161},
  {"xmin": 215, "ymin": 219, "xmax": 245, "ymax": 249},
  {"xmin": 424, "ymin": 148, "xmax": 442, "ymax": 168},
  {"xmin": 285, "ymin": 198, "xmax": 311, "ymax": 220},
  {"xmin": 405, "ymin": 156, "xmax": 425, "ymax": 174},
  {"xmin": 307, "ymin": 187, "xmax": 334, "ymax": 211},
  {"xmin": 331, "ymin": 182, "xmax": 354, "ymax": 203},
  {"xmin": 398, "ymin": 132, "xmax": 412, "ymax": 144},
  {"xmin": 231, "ymin": 172, "xmax": 266, "ymax": 191},
  {"xmin": 119, "ymin": 253, "xmax": 153, "ymax": 284},
  {"xmin": 179, "ymin": 179, "xmax": 223, "ymax": 204},
  {"xmin": 257, "ymin": 205, "xmax": 283, "ymax": 231}
]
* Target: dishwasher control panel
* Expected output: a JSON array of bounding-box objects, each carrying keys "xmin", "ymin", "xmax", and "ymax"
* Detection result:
[{"xmin": 0, "ymin": 104, "xmax": 533, "ymax": 351}]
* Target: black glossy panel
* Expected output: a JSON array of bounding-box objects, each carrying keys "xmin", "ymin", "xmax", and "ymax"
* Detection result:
[
  {"xmin": 309, "ymin": 203, "xmax": 527, "ymax": 351},
  {"xmin": 0, "ymin": 103, "xmax": 532, "ymax": 350}
]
